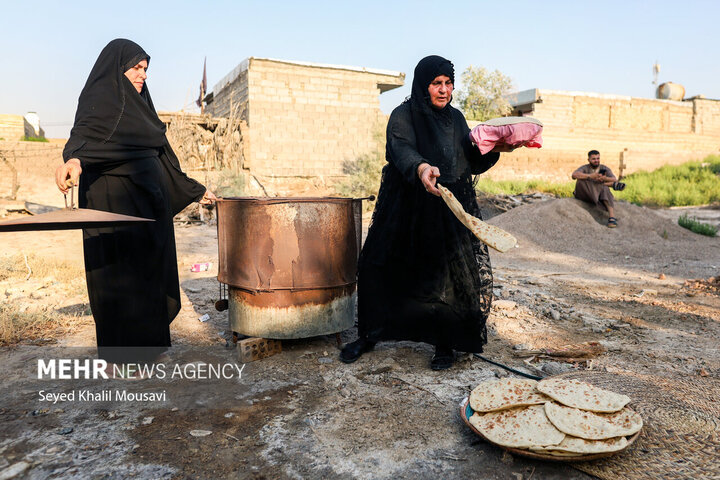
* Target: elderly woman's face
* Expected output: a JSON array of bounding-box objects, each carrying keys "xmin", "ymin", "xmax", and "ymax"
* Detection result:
[
  {"xmin": 124, "ymin": 59, "xmax": 148, "ymax": 93},
  {"xmin": 428, "ymin": 75, "xmax": 453, "ymax": 109}
]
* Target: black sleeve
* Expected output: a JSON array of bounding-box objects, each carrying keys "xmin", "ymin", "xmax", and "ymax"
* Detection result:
[
  {"xmin": 386, "ymin": 106, "xmax": 428, "ymax": 184},
  {"xmin": 158, "ymin": 140, "xmax": 207, "ymax": 216},
  {"xmin": 459, "ymin": 117, "xmax": 500, "ymax": 175},
  {"xmin": 62, "ymin": 134, "xmax": 86, "ymax": 164}
]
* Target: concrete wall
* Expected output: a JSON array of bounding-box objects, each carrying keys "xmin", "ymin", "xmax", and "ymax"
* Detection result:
[
  {"xmin": 208, "ymin": 58, "xmax": 404, "ymax": 179},
  {"xmin": 0, "ymin": 141, "xmax": 64, "ymax": 200},
  {"xmin": 489, "ymin": 90, "xmax": 720, "ymax": 181},
  {"xmin": 0, "ymin": 115, "xmax": 25, "ymax": 141}
]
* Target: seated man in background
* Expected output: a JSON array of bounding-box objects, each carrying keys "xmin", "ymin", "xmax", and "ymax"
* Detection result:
[{"xmin": 572, "ymin": 150, "xmax": 625, "ymax": 228}]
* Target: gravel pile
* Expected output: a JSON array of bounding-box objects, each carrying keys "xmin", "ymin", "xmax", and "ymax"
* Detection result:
[{"xmin": 487, "ymin": 198, "xmax": 720, "ymax": 278}]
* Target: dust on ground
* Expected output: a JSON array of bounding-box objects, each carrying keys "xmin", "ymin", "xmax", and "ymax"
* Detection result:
[{"xmin": 1, "ymin": 181, "xmax": 719, "ymax": 479}]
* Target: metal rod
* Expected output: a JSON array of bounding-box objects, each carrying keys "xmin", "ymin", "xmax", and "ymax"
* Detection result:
[{"xmin": 473, "ymin": 354, "xmax": 542, "ymax": 380}]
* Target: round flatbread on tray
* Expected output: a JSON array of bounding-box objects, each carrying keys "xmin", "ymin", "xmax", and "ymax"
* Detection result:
[
  {"xmin": 470, "ymin": 378, "xmax": 550, "ymax": 413},
  {"xmin": 530, "ymin": 435, "xmax": 628, "ymax": 455},
  {"xmin": 544, "ymin": 401, "xmax": 643, "ymax": 439},
  {"xmin": 537, "ymin": 378, "xmax": 630, "ymax": 412},
  {"xmin": 469, "ymin": 404, "xmax": 566, "ymax": 449}
]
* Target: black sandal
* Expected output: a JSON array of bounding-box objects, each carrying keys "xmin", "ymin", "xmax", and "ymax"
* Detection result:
[
  {"xmin": 339, "ymin": 338, "xmax": 376, "ymax": 363},
  {"xmin": 607, "ymin": 217, "xmax": 618, "ymax": 228},
  {"xmin": 612, "ymin": 181, "xmax": 626, "ymax": 191},
  {"xmin": 430, "ymin": 346, "xmax": 454, "ymax": 370}
]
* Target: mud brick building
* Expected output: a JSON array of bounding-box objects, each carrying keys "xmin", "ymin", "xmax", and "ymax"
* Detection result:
[
  {"xmin": 487, "ymin": 89, "xmax": 720, "ymax": 181},
  {"xmin": 206, "ymin": 57, "xmax": 404, "ymax": 179}
]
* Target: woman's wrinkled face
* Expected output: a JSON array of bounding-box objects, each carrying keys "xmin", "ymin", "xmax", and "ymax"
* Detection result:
[
  {"xmin": 124, "ymin": 59, "xmax": 148, "ymax": 93},
  {"xmin": 428, "ymin": 75, "xmax": 453, "ymax": 109}
]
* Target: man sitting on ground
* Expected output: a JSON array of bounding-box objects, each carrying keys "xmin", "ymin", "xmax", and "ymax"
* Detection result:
[{"xmin": 572, "ymin": 150, "xmax": 625, "ymax": 228}]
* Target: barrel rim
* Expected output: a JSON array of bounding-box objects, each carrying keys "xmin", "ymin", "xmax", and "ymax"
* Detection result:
[{"xmin": 217, "ymin": 196, "xmax": 359, "ymax": 204}]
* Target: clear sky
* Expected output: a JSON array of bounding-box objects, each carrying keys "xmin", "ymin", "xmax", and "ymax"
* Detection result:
[{"xmin": 2, "ymin": 0, "xmax": 718, "ymax": 138}]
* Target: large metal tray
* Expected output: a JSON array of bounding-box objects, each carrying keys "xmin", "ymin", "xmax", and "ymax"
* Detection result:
[{"xmin": 0, "ymin": 207, "xmax": 154, "ymax": 232}]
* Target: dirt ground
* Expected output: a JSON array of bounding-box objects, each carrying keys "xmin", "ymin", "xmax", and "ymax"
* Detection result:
[{"xmin": 1, "ymin": 177, "xmax": 719, "ymax": 479}]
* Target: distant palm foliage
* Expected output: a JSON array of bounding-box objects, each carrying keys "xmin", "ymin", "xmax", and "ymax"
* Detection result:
[{"xmin": 455, "ymin": 66, "xmax": 514, "ymax": 121}]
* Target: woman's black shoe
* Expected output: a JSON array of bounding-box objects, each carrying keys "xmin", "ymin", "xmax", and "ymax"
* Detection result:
[
  {"xmin": 339, "ymin": 338, "xmax": 376, "ymax": 363},
  {"xmin": 431, "ymin": 346, "xmax": 454, "ymax": 370}
]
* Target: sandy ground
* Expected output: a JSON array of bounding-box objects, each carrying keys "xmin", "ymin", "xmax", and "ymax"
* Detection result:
[{"xmin": 1, "ymin": 179, "xmax": 719, "ymax": 479}]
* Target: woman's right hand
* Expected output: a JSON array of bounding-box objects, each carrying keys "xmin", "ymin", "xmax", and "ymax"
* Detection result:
[
  {"xmin": 55, "ymin": 158, "xmax": 82, "ymax": 194},
  {"xmin": 418, "ymin": 162, "xmax": 441, "ymax": 196}
]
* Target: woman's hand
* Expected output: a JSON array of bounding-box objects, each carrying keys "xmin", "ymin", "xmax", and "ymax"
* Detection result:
[
  {"xmin": 199, "ymin": 189, "xmax": 218, "ymax": 205},
  {"xmin": 491, "ymin": 142, "xmax": 520, "ymax": 153},
  {"xmin": 417, "ymin": 163, "xmax": 441, "ymax": 196},
  {"xmin": 55, "ymin": 158, "xmax": 82, "ymax": 194}
]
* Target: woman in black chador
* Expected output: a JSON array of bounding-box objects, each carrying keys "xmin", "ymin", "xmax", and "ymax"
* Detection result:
[
  {"xmin": 340, "ymin": 55, "xmax": 509, "ymax": 370},
  {"xmin": 55, "ymin": 39, "xmax": 215, "ymax": 363}
]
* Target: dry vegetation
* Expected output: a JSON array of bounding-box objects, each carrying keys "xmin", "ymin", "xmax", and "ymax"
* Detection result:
[
  {"xmin": 0, "ymin": 253, "xmax": 90, "ymax": 346},
  {"xmin": 164, "ymin": 105, "xmax": 246, "ymax": 172}
]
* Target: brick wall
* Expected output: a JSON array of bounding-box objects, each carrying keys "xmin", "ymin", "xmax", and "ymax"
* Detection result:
[
  {"xmin": 0, "ymin": 141, "xmax": 64, "ymax": 199},
  {"xmin": 486, "ymin": 91, "xmax": 720, "ymax": 181},
  {"xmin": 209, "ymin": 58, "xmax": 403, "ymax": 179},
  {"xmin": 0, "ymin": 115, "xmax": 25, "ymax": 141}
]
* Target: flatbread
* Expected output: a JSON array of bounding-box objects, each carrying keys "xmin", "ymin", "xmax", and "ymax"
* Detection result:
[
  {"xmin": 530, "ymin": 434, "xmax": 628, "ymax": 454},
  {"xmin": 469, "ymin": 378, "xmax": 550, "ymax": 413},
  {"xmin": 437, "ymin": 184, "xmax": 517, "ymax": 252},
  {"xmin": 469, "ymin": 405, "xmax": 565, "ymax": 448},
  {"xmin": 544, "ymin": 401, "xmax": 643, "ymax": 439},
  {"xmin": 480, "ymin": 116, "xmax": 544, "ymax": 127},
  {"xmin": 537, "ymin": 378, "xmax": 631, "ymax": 413}
]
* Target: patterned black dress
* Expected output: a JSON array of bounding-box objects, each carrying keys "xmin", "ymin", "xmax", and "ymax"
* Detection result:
[{"xmin": 356, "ymin": 56, "xmax": 499, "ymax": 352}]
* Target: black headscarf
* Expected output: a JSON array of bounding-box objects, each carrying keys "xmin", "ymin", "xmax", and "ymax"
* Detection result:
[
  {"xmin": 63, "ymin": 38, "xmax": 168, "ymax": 159},
  {"xmin": 407, "ymin": 55, "xmax": 456, "ymax": 175},
  {"xmin": 63, "ymin": 39, "xmax": 206, "ymax": 215}
]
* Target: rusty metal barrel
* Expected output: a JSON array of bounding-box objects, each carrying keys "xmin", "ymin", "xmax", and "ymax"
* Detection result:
[{"xmin": 216, "ymin": 197, "xmax": 362, "ymax": 339}]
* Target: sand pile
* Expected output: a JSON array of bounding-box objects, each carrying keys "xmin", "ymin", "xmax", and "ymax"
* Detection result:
[{"xmin": 487, "ymin": 198, "xmax": 720, "ymax": 278}]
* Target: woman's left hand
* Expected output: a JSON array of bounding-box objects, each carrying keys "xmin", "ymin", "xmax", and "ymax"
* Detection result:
[
  {"xmin": 199, "ymin": 190, "xmax": 217, "ymax": 205},
  {"xmin": 491, "ymin": 142, "xmax": 521, "ymax": 153}
]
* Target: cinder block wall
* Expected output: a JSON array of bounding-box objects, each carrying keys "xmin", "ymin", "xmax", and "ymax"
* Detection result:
[
  {"xmin": 0, "ymin": 141, "xmax": 64, "ymax": 199},
  {"xmin": 209, "ymin": 69, "xmax": 249, "ymax": 121},
  {"xmin": 209, "ymin": 59, "xmax": 403, "ymax": 179},
  {"xmin": 0, "ymin": 115, "xmax": 25, "ymax": 141},
  {"xmin": 484, "ymin": 93, "xmax": 720, "ymax": 182},
  {"xmin": 245, "ymin": 59, "xmax": 399, "ymax": 177}
]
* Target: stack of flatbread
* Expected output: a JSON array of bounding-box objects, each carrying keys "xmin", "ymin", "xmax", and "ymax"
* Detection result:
[{"xmin": 467, "ymin": 377, "xmax": 642, "ymax": 458}]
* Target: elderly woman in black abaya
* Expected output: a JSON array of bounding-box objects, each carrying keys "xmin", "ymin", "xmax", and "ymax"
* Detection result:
[
  {"xmin": 340, "ymin": 55, "xmax": 514, "ymax": 370},
  {"xmin": 55, "ymin": 39, "xmax": 215, "ymax": 363}
]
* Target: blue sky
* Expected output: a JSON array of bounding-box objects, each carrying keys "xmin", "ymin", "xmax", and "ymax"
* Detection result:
[{"xmin": 2, "ymin": 0, "xmax": 718, "ymax": 138}]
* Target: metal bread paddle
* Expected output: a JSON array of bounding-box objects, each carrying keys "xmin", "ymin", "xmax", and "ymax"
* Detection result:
[{"xmin": 0, "ymin": 182, "xmax": 155, "ymax": 232}]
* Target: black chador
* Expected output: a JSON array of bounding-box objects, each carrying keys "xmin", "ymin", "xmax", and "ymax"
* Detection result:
[
  {"xmin": 356, "ymin": 56, "xmax": 499, "ymax": 353},
  {"xmin": 63, "ymin": 39, "xmax": 206, "ymax": 362}
]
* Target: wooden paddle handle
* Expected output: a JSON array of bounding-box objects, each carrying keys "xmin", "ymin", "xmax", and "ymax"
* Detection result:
[{"xmin": 63, "ymin": 184, "xmax": 76, "ymax": 210}]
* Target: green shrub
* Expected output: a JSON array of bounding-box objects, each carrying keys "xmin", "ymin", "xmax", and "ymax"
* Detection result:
[
  {"xmin": 475, "ymin": 178, "xmax": 575, "ymax": 197},
  {"xmin": 474, "ymin": 155, "xmax": 720, "ymax": 208},
  {"xmin": 678, "ymin": 214, "xmax": 718, "ymax": 237},
  {"xmin": 214, "ymin": 168, "xmax": 247, "ymax": 197},
  {"xmin": 616, "ymin": 156, "xmax": 720, "ymax": 207},
  {"xmin": 21, "ymin": 136, "xmax": 49, "ymax": 142},
  {"xmin": 335, "ymin": 128, "xmax": 385, "ymax": 211}
]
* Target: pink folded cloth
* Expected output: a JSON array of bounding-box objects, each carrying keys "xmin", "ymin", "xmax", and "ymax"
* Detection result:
[{"xmin": 469, "ymin": 123, "xmax": 543, "ymax": 154}]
